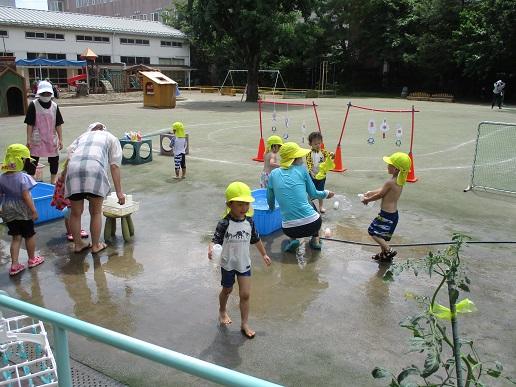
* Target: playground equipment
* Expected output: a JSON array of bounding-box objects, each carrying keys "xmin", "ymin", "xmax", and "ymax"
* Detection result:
[
  {"xmin": 333, "ymin": 102, "xmax": 418, "ymax": 182},
  {"xmin": 253, "ymin": 99, "xmax": 323, "ymax": 161},
  {"xmin": 66, "ymin": 73, "xmax": 86, "ymax": 87},
  {"xmin": 220, "ymin": 70, "xmax": 287, "ymax": 101},
  {"xmin": 464, "ymin": 121, "xmax": 516, "ymax": 194}
]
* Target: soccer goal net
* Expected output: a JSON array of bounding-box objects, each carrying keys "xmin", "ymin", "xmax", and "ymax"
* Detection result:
[{"xmin": 465, "ymin": 121, "xmax": 516, "ymax": 194}]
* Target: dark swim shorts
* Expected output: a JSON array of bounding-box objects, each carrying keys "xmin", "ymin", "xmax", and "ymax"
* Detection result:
[{"xmin": 368, "ymin": 210, "xmax": 399, "ymax": 241}]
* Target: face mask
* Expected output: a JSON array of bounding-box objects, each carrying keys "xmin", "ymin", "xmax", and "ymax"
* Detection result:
[{"xmin": 39, "ymin": 96, "xmax": 52, "ymax": 103}]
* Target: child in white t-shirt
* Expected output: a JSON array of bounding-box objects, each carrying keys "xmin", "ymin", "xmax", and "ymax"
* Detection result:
[
  {"xmin": 208, "ymin": 182, "xmax": 271, "ymax": 339},
  {"xmin": 171, "ymin": 121, "xmax": 188, "ymax": 179}
]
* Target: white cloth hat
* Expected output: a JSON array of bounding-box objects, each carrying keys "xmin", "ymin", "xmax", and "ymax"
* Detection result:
[{"xmin": 36, "ymin": 80, "xmax": 54, "ymax": 96}]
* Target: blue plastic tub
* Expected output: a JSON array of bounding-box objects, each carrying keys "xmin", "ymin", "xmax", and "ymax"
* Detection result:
[
  {"xmin": 32, "ymin": 182, "xmax": 64, "ymax": 225},
  {"xmin": 252, "ymin": 189, "xmax": 281, "ymax": 236}
]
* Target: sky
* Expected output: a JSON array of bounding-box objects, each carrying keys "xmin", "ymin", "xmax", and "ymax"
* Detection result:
[{"xmin": 16, "ymin": 0, "xmax": 48, "ymax": 10}]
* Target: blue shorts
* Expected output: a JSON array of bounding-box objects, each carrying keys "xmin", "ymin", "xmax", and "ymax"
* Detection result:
[
  {"xmin": 368, "ymin": 210, "xmax": 399, "ymax": 241},
  {"xmin": 221, "ymin": 267, "xmax": 251, "ymax": 288},
  {"xmin": 311, "ymin": 176, "xmax": 326, "ymax": 191}
]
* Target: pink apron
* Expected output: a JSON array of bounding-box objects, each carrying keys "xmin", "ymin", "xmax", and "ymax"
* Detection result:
[{"xmin": 30, "ymin": 100, "xmax": 58, "ymax": 157}]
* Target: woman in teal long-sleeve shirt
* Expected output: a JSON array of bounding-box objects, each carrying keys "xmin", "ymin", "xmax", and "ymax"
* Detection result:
[{"xmin": 267, "ymin": 142, "xmax": 334, "ymax": 252}]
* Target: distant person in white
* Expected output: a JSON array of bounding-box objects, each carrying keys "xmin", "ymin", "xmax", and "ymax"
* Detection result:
[{"xmin": 491, "ymin": 80, "xmax": 505, "ymax": 109}]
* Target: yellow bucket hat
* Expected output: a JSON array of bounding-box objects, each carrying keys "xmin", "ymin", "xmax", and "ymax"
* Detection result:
[
  {"xmin": 266, "ymin": 135, "xmax": 283, "ymax": 152},
  {"xmin": 1, "ymin": 144, "xmax": 32, "ymax": 172},
  {"xmin": 172, "ymin": 121, "xmax": 186, "ymax": 138},
  {"xmin": 279, "ymin": 142, "xmax": 311, "ymax": 169},
  {"xmin": 383, "ymin": 152, "xmax": 411, "ymax": 186},
  {"xmin": 224, "ymin": 181, "xmax": 254, "ymax": 217}
]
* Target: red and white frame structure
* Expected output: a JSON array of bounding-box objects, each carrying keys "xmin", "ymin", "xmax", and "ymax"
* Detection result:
[
  {"xmin": 333, "ymin": 102, "xmax": 419, "ymax": 182},
  {"xmin": 253, "ymin": 99, "xmax": 323, "ymax": 162}
]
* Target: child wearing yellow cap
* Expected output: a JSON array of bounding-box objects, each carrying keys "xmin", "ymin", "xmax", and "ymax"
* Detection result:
[
  {"xmin": 170, "ymin": 121, "xmax": 188, "ymax": 179},
  {"xmin": 305, "ymin": 132, "xmax": 334, "ymax": 213},
  {"xmin": 0, "ymin": 144, "xmax": 45, "ymax": 276},
  {"xmin": 208, "ymin": 182, "xmax": 271, "ymax": 339},
  {"xmin": 360, "ymin": 152, "xmax": 411, "ymax": 262},
  {"xmin": 260, "ymin": 135, "xmax": 283, "ymax": 188}
]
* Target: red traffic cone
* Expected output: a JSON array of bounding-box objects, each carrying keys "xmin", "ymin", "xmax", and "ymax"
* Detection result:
[
  {"xmin": 252, "ymin": 137, "xmax": 265, "ymax": 162},
  {"xmin": 406, "ymin": 151, "xmax": 418, "ymax": 183},
  {"xmin": 331, "ymin": 144, "xmax": 346, "ymax": 172}
]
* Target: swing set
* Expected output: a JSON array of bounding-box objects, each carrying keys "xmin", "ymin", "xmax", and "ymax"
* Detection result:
[{"xmin": 220, "ymin": 70, "xmax": 287, "ymax": 101}]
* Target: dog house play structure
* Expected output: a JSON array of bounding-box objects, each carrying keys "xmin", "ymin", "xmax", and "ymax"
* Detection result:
[
  {"xmin": 140, "ymin": 71, "xmax": 177, "ymax": 108},
  {"xmin": 0, "ymin": 56, "xmax": 27, "ymax": 117}
]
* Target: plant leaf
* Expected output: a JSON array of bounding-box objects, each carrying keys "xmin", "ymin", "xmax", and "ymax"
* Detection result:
[
  {"xmin": 466, "ymin": 354, "xmax": 478, "ymax": 366},
  {"xmin": 487, "ymin": 368, "xmax": 501, "ymax": 378},
  {"xmin": 372, "ymin": 367, "xmax": 390, "ymax": 379},
  {"xmin": 458, "ymin": 283, "xmax": 470, "ymax": 292},
  {"xmin": 397, "ymin": 366, "xmax": 419, "ymax": 383},
  {"xmin": 421, "ymin": 352, "xmax": 440, "ymax": 377}
]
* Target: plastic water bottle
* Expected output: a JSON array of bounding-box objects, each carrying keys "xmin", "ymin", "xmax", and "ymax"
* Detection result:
[
  {"xmin": 357, "ymin": 194, "xmax": 375, "ymax": 208},
  {"xmin": 212, "ymin": 244, "xmax": 223, "ymax": 264},
  {"xmin": 333, "ymin": 201, "xmax": 340, "ymax": 210},
  {"xmin": 32, "ymin": 129, "xmax": 41, "ymax": 145}
]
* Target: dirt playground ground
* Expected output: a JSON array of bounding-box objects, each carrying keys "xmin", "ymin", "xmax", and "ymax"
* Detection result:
[{"xmin": 0, "ymin": 91, "xmax": 515, "ymax": 386}]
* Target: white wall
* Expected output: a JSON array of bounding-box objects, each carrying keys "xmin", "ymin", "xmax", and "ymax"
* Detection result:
[{"xmin": 3, "ymin": 26, "xmax": 189, "ymax": 65}]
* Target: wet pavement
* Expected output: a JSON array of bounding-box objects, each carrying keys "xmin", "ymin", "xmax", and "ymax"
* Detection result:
[{"xmin": 0, "ymin": 93, "xmax": 515, "ymax": 386}]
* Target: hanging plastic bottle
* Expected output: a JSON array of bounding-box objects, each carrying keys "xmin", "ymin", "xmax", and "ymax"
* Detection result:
[{"xmin": 380, "ymin": 119, "xmax": 389, "ymax": 139}]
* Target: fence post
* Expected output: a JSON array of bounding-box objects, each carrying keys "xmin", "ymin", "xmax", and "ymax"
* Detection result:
[{"xmin": 53, "ymin": 324, "xmax": 73, "ymax": 386}]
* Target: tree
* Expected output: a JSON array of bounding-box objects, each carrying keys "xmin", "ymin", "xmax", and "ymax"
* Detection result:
[{"xmin": 171, "ymin": 0, "xmax": 313, "ymax": 102}]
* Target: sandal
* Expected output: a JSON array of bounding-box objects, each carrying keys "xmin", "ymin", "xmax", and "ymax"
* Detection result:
[
  {"xmin": 9, "ymin": 263, "xmax": 26, "ymax": 276},
  {"xmin": 371, "ymin": 252, "xmax": 384, "ymax": 261},
  {"xmin": 80, "ymin": 229, "xmax": 89, "ymax": 238},
  {"xmin": 380, "ymin": 249, "xmax": 397, "ymax": 262},
  {"xmin": 283, "ymin": 239, "xmax": 300, "ymax": 253},
  {"xmin": 309, "ymin": 238, "xmax": 322, "ymax": 250},
  {"xmin": 28, "ymin": 256, "xmax": 45, "ymax": 268}
]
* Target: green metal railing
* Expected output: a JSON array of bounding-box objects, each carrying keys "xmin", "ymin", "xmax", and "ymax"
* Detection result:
[{"xmin": 0, "ymin": 291, "xmax": 282, "ymax": 387}]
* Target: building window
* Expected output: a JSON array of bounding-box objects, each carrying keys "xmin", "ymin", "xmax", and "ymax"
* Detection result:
[
  {"xmin": 29, "ymin": 68, "xmax": 67, "ymax": 87},
  {"xmin": 161, "ymin": 40, "xmax": 182, "ymax": 47},
  {"xmin": 120, "ymin": 56, "xmax": 150, "ymax": 65},
  {"xmin": 49, "ymin": 1, "xmax": 64, "ymax": 11},
  {"xmin": 2, "ymin": 52, "xmax": 14, "ymax": 56},
  {"xmin": 0, "ymin": 31, "xmax": 8, "ymax": 37},
  {"xmin": 28, "ymin": 52, "xmax": 66, "ymax": 60},
  {"xmin": 158, "ymin": 58, "xmax": 185, "ymax": 66},
  {"xmin": 76, "ymin": 55, "xmax": 111, "ymax": 64},
  {"xmin": 151, "ymin": 12, "xmax": 159, "ymax": 21},
  {"xmin": 76, "ymin": 35, "xmax": 109, "ymax": 42},
  {"xmin": 120, "ymin": 38, "xmax": 149, "ymax": 46},
  {"xmin": 26, "ymin": 32, "xmax": 64, "ymax": 40}
]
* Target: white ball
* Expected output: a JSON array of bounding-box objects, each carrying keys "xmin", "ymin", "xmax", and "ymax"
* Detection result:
[
  {"xmin": 324, "ymin": 227, "xmax": 331, "ymax": 237},
  {"xmin": 333, "ymin": 201, "xmax": 340, "ymax": 210}
]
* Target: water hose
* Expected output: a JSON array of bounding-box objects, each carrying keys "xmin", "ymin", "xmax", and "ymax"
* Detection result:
[{"xmin": 320, "ymin": 237, "xmax": 516, "ymax": 247}]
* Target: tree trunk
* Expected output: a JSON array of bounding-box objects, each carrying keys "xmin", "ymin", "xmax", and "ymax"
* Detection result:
[{"xmin": 246, "ymin": 55, "xmax": 260, "ymax": 102}]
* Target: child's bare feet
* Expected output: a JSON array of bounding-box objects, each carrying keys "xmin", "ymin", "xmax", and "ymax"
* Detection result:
[
  {"xmin": 240, "ymin": 324, "xmax": 255, "ymax": 339},
  {"xmin": 320, "ymin": 207, "xmax": 326, "ymax": 213},
  {"xmin": 219, "ymin": 312, "xmax": 232, "ymax": 325}
]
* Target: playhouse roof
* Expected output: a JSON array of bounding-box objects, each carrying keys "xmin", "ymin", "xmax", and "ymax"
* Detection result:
[
  {"xmin": 0, "ymin": 6, "xmax": 186, "ymax": 39},
  {"xmin": 140, "ymin": 71, "xmax": 177, "ymax": 85}
]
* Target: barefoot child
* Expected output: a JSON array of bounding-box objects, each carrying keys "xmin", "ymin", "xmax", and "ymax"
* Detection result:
[
  {"xmin": 50, "ymin": 159, "xmax": 88, "ymax": 241},
  {"xmin": 208, "ymin": 182, "xmax": 271, "ymax": 339},
  {"xmin": 305, "ymin": 132, "xmax": 334, "ymax": 213},
  {"xmin": 0, "ymin": 144, "xmax": 44, "ymax": 276},
  {"xmin": 260, "ymin": 135, "xmax": 283, "ymax": 188},
  {"xmin": 361, "ymin": 152, "xmax": 411, "ymax": 262},
  {"xmin": 171, "ymin": 121, "xmax": 188, "ymax": 179}
]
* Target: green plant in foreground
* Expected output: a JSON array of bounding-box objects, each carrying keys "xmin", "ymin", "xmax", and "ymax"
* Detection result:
[{"xmin": 372, "ymin": 233, "xmax": 516, "ymax": 387}]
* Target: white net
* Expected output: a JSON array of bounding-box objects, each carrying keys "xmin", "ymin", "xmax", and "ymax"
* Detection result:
[{"xmin": 466, "ymin": 121, "xmax": 516, "ymax": 194}]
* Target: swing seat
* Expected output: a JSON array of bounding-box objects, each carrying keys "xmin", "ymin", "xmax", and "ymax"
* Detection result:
[{"xmin": 220, "ymin": 87, "xmax": 236, "ymax": 96}]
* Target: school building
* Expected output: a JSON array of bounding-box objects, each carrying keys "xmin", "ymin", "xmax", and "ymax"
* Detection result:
[{"xmin": 0, "ymin": 6, "xmax": 191, "ymax": 90}]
